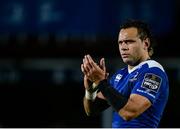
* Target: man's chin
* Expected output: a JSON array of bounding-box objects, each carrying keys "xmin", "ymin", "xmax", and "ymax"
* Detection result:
[
  {"xmin": 122, "ymin": 58, "xmax": 129, "ymax": 62},
  {"xmin": 122, "ymin": 59, "xmax": 132, "ymax": 65}
]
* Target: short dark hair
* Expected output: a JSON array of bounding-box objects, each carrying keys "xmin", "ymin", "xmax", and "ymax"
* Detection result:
[{"xmin": 120, "ymin": 19, "xmax": 155, "ymax": 56}]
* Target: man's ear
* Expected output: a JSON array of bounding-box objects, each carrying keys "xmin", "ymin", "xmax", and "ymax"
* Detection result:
[{"xmin": 143, "ymin": 38, "xmax": 150, "ymax": 50}]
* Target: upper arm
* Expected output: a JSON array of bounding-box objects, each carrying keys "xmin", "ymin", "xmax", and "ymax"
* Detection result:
[
  {"xmin": 118, "ymin": 69, "xmax": 166, "ymax": 121},
  {"xmin": 119, "ymin": 93, "xmax": 151, "ymax": 121}
]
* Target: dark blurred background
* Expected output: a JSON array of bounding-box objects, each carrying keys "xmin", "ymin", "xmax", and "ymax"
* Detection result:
[{"xmin": 0, "ymin": 0, "xmax": 179, "ymax": 127}]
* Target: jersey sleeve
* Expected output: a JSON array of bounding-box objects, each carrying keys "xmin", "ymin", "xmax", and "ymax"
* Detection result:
[{"xmin": 131, "ymin": 68, "xmax": 166, "ymax": 104}]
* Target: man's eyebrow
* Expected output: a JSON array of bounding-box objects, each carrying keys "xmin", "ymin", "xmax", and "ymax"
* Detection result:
[
  {"xmin": 124, "ymin": 39, "xmax": 136, "ymax": 42},
  {"xmin": 118, "ymin": 39, "xmax": 136, "ymax": 43}
]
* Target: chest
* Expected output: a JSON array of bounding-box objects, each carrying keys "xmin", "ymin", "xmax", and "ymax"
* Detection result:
[{"xmin": 112, "ymin": 71, "xmax": 139, "ymax": 97}]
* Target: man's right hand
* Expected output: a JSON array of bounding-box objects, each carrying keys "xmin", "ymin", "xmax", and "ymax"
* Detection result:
[{"xmin": 81, "ymin": 54, "xmax": 108, "ymax": 90}]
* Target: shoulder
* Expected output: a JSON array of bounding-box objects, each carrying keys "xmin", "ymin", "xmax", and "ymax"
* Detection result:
[
  {"xmin": 144, "ymin": 60, "xmax": 165, "ymax": 72},
  {"xmin": 139, "ymin": 60, "xmax": 166, "ymax": 76},
  {"xmin": 138, "ymin": 60, "xmax": 168, "ymax": 86},
  {"xmin": 139, "ymin": 60, "xmax": 169, "ymax": 91}
]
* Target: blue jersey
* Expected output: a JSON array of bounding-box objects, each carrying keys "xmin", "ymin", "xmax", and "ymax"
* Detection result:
[{"xmin": 109, "ymin": 60, "xmax": 169, "ymax": 128}]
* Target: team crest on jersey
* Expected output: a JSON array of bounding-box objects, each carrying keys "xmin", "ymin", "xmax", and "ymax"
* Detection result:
[
  {"xmin": 115, "ymin": 74, "xmax": 122, "ymax": 82},
  {"xmin": 141, "ymin": 73, "xmax": 162, "ymax": 93},
  {"xmin": 129, "ymin": 72, "xmax": 139, "ymax": 82}
]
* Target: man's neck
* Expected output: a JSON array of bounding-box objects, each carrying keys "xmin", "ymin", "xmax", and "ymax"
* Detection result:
[{"xmin": 128, "ymin": 56, "xmax": 150, "ymax": 70}]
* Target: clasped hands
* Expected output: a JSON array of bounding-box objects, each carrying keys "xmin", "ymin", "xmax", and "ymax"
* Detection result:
[{"xmin": 81, "ymin": 54, "xmax": 108, "ymax": 90}]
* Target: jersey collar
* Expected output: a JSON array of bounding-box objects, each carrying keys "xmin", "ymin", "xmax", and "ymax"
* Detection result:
[{"xmin": 128, "ymin": 60, "xmax": 152, "ymax": 73}]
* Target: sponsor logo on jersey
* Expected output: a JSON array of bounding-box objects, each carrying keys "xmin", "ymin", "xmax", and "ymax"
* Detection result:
[
  {"xmin": 137, "ymin": 89, "xmax": 155, "ymax": 98},
  {"xmin": 115, "ymin": 74, "xmax": 122, "ymax": 82},
  {"xmin": 141, "ymin": 73, "xmax": 162, "ymax": 93}
]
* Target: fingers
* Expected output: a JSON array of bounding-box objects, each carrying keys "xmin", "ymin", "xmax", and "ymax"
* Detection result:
[
  {"xmin": 86, "ymin": 55, "xmax": 99, "ymax": 69},
  {"xmin": 82, "ymin": 55, "xmax": 97, "ymax": 74},
  {"xmin": 81, "ymin": 55, "xmax": 93, "ymax": 75},
  {"xmin": 81, "ymin": 63, "xmax": 91, "ymax": 77},
  {"xmin": 81, "ymin": 64, "xmax": 86, "ymax": 74},
  {"xmin": 82, "ymin": 54, "xmax": 105, "ymax": 74},
  {"xmin": 81, "ymin": 54, "xmax": 105, "ymax": 80},
  {"xmin": 83, "ymin": 57, "xmax": 92, "ymax": 72}
]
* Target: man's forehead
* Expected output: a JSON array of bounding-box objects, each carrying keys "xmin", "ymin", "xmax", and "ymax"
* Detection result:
[{"xmin": 119, "ymin": 28, "xmax": 138, "ymax": 40}]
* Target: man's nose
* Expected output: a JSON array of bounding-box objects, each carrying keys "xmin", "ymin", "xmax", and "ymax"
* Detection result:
[{"xmin": 120, "ymin": 42, "xmax": 128, "ymax": 50}]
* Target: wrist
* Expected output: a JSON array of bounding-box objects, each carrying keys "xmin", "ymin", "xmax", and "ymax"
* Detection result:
[
  {"xmin": 98, "ymin": 80, "xmax": 128, "ymax": 112},
  {"xmin": 85, "ymin": 89, "xmax": 98, "ymax": 100},
  {"xmin": 85, "ymin": 82, "xmax": 99, "ymax": 100},
  {"xmin": 87, "ymin": 82, "xmax": 99, "ymax": 93},
  {"xmin": 93, "ymin": 79, "xmax": 107, "ymax": 86},
  {"xmin": 92, "ymin": 82, "xmax": 99, "ymax": 88}
]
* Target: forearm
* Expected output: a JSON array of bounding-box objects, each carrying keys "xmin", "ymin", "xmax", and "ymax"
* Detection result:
[
  {"xmin": 83, "ymin": 92, "xmax": 110, "ymax": 116},
  {"xmin": 98, "ymin": 80, "xmax": 151, "ymax": 121},
  {"xmin": 83, "ymin": 79, "xmax": 128, "ymax": 116},
  {"xmin": 98, "ymin": 80, "xmax": 128, "ymax": 112},
  {"xmin": 83, "ymin": 97, "xmax": 95, "ymax": 116},
  {"xmin": 83, "ymin": 83, "xmax": 99, "ymax": 116}
]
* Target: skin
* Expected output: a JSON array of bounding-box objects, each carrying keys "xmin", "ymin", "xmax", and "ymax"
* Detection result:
[
  {"xmin": 81, "ymin": 27, "xmax": 152, "ymax": 120},
  {"xmin": 118, "ymin": 28, "xmax": 150, "ymax": 69}
]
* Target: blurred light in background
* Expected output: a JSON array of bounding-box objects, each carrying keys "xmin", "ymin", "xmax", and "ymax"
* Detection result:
[
  {"xmin": 0, "ymin": 0, "xmax": 179, "ymax": 128},
  {"xmin": 0, "ymin": 0, "xmax": 175, "ymax": 36}
]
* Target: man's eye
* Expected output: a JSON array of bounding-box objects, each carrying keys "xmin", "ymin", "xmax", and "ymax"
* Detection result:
[
  {"xmin": 119, "ymin": 41, "xmax": 123, "ymax": 44},
  {"xmin": 125, "ymin": 40, "xmax": 134, "ymax": 44}
]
